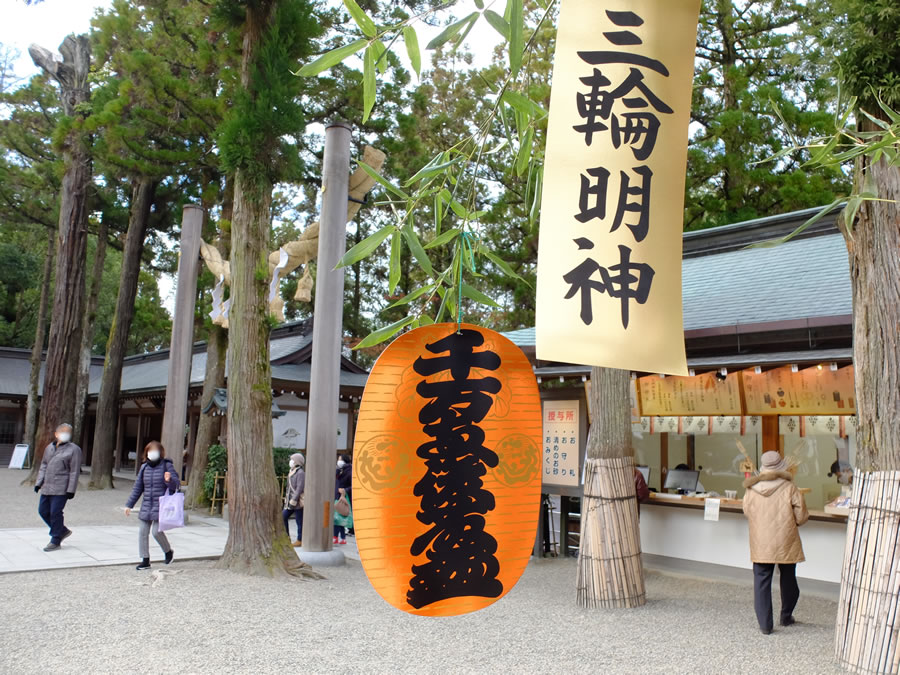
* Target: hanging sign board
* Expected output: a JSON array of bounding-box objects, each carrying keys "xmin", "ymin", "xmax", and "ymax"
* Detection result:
[
  {"xmin": 638, "ymin": 372, "xmax": 742, "ymax": 416},
  {"xmin": 742, "ymin": 366, "xmax": 856, "ymax": 415},
  {"xmin": 352, "ymin": 324, "xmax": 542, "ymax": 617},
  {"xmin": 535, "ymin": 0, "xmax": 699, "ymax": 376}
]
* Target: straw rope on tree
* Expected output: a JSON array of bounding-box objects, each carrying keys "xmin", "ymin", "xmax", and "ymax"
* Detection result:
[{"xmin": 576, "ymin": 366, "xmax": 646, "ymax": 609}]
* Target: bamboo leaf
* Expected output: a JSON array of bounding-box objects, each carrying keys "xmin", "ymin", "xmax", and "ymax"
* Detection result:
[
  {"xmin": 501, "ymin": 90, "xmax": 543, "ymax": 117},
  {"xmin": 516, "ymin": 127, "xmax": 533, "ymax": 176},
  {"xmin": 508, "ymin": 0, "xmax": 523, "ymax": 76},
  {"xmin": 402, "ymin": 225, "xmax": 435, "ymax": 277},
  {"xmin": 454, "ymin": 13, "xmax": 479, "ymax": 49},
  {"xmin": 425, "ymin": 228, "xmax": 461, "ymax": 249},
  {"xmin": 343, "ymin": 0, "xmax": 377, "ymax": 37},
  {"xmin": 336, "ymin": 224, "xmax": 393, "ymax": 268},
  {"xmin": 749, "ymin": 198, "xmax": 845, "ymax": 248},
  {"xmin": 483, "ymin": 9, "xmax": 510, "ymax": 40},
  {"xmin": 297, "ymin": 39, "xmax": 368, "ymax": 77},
  {"xmin": 402, "ymin": 26, "xmax": 421, "ymax": 78},
  {"xmin": 449, "ymin": 199, "xmax": 468, "ymax": 219},
  {"xmin": 434, "ymin": 192, "xmax": 443, "ymax": 235},
  {"xmin": 426, "ymin": 13, "xmax": 478, "ymax": 50},
  {"xmin": 529, "ymin": 168, "xmax": 543, "ymax": 227},
  {"xmin": 371, "ymin": 39, "xmax": 388, "ymax": 75},
  {"xmin": 419, "ymin": 314, "xmax": 434, "ymax": 326},
  {"xmin": 480, "ymin": 245, "xmax": 528, "ymax": 283},
  {"xmin": 359, "ymin": 161, "xmax": 409, "ymax": 199},
  {"xmin": 362, "ymin": 46, "xmax": 376, "ymax": 123},
  {"xmin": 388, "ymin": 231, "xmax": 401, "ymax": 294},
  {"xmin": 461, "ymin": 282, "xmax": 500, "ymax": 307},
  {"xmin": 405, "ymin": 156, "xmax": 463, "ymax": 187},
  {"xmin": 386, "ymin": 283, "xmax": 436, "ymax": 309},
  {"xmin": 354, "ymin": 315, "xmax": 417, "ymax": 349}
]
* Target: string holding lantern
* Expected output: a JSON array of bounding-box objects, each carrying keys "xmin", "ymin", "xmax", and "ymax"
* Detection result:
[{"xmin": 352, "ymin": 323, "xmax": 542, "ymax": 617}]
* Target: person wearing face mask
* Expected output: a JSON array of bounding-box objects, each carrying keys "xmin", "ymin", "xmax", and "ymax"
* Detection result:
[
  {"xmin": 334, "ymin": 454, "xmax": 353, "ymax": 544},
  {"xmin": 125, "ymin": 441, "xmax": 180, "ymax": 570},
  {"xmin": 35, "ymin": 423, "xmax": 83, "ymax": 551},
  {"xmin": 283, "ymin": 453, "xmax": 305, "ymax": 546}
]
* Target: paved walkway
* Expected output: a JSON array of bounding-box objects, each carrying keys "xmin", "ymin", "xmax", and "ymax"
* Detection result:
[{"xmin": 0, "ymin": 517, "xmax": 360, "ymax": 573}]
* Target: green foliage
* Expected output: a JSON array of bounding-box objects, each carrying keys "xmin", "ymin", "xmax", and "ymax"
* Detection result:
[
  {"xmin": 830, "ymin": 0, "xmax": 900, "ymax": 109},
  {"xmin": 217, "ymin": 0, "xmax": 323, "ymax": 199},
  {"xmin": 272, "ymin": 447, "xmax": 295, "ymax": 476},
  {"xmin": 203, "ymin": 443, "xmax": 228, "ymax": 501},
  {"xmin": 202, "ymin": 443, "xmax": 298, "ymax": 501}
]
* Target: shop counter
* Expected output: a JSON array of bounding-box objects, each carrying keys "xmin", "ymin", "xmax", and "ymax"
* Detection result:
[{"xmin": 640, "ymin": 494, "xmax": 847, "ymax": 584}]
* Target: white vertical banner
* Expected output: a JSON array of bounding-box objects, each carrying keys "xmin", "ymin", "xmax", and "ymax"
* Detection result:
[{"xmin": 536, "ymin": 0, "xmax": 699, "ymax": 375}]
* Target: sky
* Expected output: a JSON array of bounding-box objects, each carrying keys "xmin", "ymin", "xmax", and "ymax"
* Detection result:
[{"xmin": 2, "ymin": 0, "xmax": 501, "ymax": 314}]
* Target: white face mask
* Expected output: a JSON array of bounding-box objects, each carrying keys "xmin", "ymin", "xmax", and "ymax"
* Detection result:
[
  {"xmin": 337, "ymin": 459, "xmax": 346, "ymax": 469},
  {"xmin": 289, "ymin": 459, "xmax": 296, "ymax": 468},
  {"xmin": 57, "ymin": 432, "xmax": 72, "ymax": 443},
  {"xmin": 147, "ymin": 450, "xmax": 161, "ymax": 462}
]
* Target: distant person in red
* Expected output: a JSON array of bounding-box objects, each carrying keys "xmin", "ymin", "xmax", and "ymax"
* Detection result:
[{"xmin": 634, "ymin": 467, "xmax": 650, "ymax": 514}]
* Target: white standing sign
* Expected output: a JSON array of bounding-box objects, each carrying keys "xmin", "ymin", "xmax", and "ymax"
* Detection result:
[
  {"xmin": 9, "ymin": 444, "xmax": 28, "ymax": 469},
  {"xmin": 704, "ymin": 497, "xmax": 721, "ymax": 522}
]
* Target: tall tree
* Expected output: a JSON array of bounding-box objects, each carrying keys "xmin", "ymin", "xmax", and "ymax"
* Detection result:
[
  {"xmin": 687, "ymin": 0, "xmax": 846, "ymax": 229},
  {"xmin": 820, "ymin": 0, "xmax": 900, "ymax": 669},
  {"xmin": 23, "ymin": 228, "xmax": 55, "ymax": 463},
  {"xmin": 26, "ymin": 35, "xmax": 92, "ymax": 483},
  {"xmin": 215, "ymin": 0, "xmax": 321, "ymax": 577}
]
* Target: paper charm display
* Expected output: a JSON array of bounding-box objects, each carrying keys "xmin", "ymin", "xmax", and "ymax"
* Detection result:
[{"xmin": 352, "ymin": 324, "xmax": 542, "ymax": 617}]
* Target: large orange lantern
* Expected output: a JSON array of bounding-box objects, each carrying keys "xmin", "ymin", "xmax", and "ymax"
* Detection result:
[{"xmin": 352, "ymin": 323, "xmax": 542, "ymax": 616}]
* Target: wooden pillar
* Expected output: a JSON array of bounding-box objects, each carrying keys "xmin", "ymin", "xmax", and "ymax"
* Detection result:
[
  {"xmin": 302, "ymin": 122, "xmax": 351, "ymax": 555},
  {"xmin": 686, "ymin": 434, "xmax": 696, "ymax": 469},
  {"xmin": 161, "ymin": 205, "xmax": 202, "ymax": 477},
  {"xmin": 114, "ymin": 414, "xmax": 124, "ymax": 472},
  {"xmin": 660, "ymin": 432, "xmax": 669, "ymax": 489},
  {"xmin": 135, "ymin": 411, "xmax": 144, "ymax": 466},
  {"xmin": 762, "ymin": 415, "xmax": 783, "ymax": 455}
]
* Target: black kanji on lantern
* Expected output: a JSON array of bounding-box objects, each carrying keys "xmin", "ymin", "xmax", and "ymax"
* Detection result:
[
  {"xmin": 407, "ymin": 329, "xmax": 504, "ymax": 609},
  {"xmin": 563, "ymin": 240, "xmax": 655, "ymax": 329}
]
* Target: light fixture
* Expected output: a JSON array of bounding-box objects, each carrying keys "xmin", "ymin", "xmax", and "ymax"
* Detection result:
[
  {"xmin": 754, "ymin": 366, "xmax": 762, "ymax": 375},
  {"xmin": 581, "ymin": 375, "xmax": 587, "ymax": 383},
  {"xmin": 658, "ymin": 373, "xmax": 666, "ymax": 379},
  {"xmin": 817, "ymin": 364, "xmax": 823, "ymax": 371},
  {"xmin": 830, "ymin": 363, "xmax": 838, "ymax": 371},
  {"xmin": 791, "ymin": 364, "xmax": 799, "ymax": 373},
  {"xmin": 688, "ymin": 369, "xmax": 695, "ymax": 376},
  {"xmin": 536, "ymin": 376, "xmax": 542, "ymax": 384}
]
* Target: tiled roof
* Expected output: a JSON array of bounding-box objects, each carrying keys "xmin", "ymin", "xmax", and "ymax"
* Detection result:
[{"xmin": 503, "ymin": 231, "xmax": 851, "ymax": 346}]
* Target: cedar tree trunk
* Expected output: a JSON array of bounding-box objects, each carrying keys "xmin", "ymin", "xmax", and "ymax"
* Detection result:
[
  {"xmin": 26, "ymin": 36, "xmax": 92, "ymax": 483},
  {"xmin": 187, "ymin": 323, "xmax": 226, "ymax": 508},
  {"xmin": 89, "ymin": 177, "xmax": 154, "ymax": 489},
  {"xmin": 215, "ymin": 2, "xmax": 319, "ymax": 579},
  {"xmin": 22, "ymin": 227, "xmax": 55, "ymax": 470},
  {"xmin": 73, "ymin": 216, "xmax": 109, "ymax": 445},
  {"xmin": 576, "ymin": 366, "xmax": 646, "ymax": 608},
  {"xmin": 834, "ymin": 126, "xmax": 900, "ymax": 672}
]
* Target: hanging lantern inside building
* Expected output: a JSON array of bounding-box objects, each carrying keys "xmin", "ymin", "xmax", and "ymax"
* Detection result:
[{"xmin": 352, "ymin": 323, "xmax": 542, "ymax": 617}]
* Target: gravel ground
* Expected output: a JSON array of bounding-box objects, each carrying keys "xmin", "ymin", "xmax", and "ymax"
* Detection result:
[
  {"xmin": 0, "ymin": 557, "xmax": 842, "ymax": 674},
  {"xmin": 0, "ymin": 468, "xmax": 212, "ymax": 529}
]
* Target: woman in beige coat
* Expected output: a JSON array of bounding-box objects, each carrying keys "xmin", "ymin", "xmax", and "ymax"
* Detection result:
[{"xmin": 742, "ymin": 451, "xmax": 809, "ymax": 634}]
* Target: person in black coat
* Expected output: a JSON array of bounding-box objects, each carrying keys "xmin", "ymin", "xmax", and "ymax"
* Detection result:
[{"xmin": 125, "ymin": 441, "xmax": 180, "ymax": 570}]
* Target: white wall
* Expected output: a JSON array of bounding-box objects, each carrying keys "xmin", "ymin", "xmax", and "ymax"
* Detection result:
[
  {"xmin": 640, "ymin": 504, "xmax": 846, "ymax": 584},
  {"xmin": 272, "ymin": 409, "xmax": 307, "ymax": 449}
]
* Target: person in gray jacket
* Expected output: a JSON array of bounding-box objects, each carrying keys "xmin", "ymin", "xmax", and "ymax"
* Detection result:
[
  {"xmin": 125, "ymin": 441, "xmax": 180, "ymax": 570},
  {"xmin": 283, "ymin": 453, "xmax": 305, "ymax": 546},
  {"xmin": 35, "ymin": 423, "xmax": 82, "ymax": 552}
]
